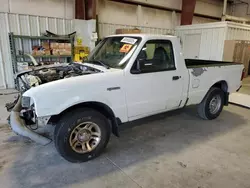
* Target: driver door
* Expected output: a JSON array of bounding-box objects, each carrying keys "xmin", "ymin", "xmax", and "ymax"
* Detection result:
[{"xmin": 125, "ymin": 39, "xmax": 183, "ymax": 120}]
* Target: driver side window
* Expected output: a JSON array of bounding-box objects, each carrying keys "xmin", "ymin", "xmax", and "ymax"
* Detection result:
[{"xmin": 132, "ymin": 40, "xmax": 176, "ymax": 73}]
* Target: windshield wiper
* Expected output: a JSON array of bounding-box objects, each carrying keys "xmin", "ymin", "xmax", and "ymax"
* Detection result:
[{"xmin": 87, "ymin": 60, "xmax": 110, "ymax": 69}]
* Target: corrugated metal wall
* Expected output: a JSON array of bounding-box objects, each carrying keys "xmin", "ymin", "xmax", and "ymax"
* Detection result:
[
  {"xmin": 0, "ymin": 12, "xmax": 74, "ymax": 89},
  {"xmin": 199, "ymin": 27, "xmax": 226, "ymax": 60},
  {"xmin": 98, "ymin": 22, "xmax": 175, "ymax": 38},
  {"xmin": 226, "ymin": 25, "xmax": 250, "ymax": 41}
]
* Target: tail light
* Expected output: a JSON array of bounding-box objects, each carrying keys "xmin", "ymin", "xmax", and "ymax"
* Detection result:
[{"xmin": 241, "ymin": 68, "xmax": 245, "ymax": 81}]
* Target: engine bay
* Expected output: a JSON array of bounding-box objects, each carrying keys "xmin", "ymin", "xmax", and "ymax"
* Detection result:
[{"xmin": 16, "ymin": 63, "xmax": 101, "ymax": 92}]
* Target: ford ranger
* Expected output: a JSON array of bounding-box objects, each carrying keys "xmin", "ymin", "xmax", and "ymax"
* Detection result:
[{"xmin": 9, "ymin": 34, "xmax": 244, "ymax": 162}]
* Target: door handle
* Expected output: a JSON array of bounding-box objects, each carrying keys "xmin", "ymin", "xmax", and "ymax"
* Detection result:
[{"xmin": 172, "ymin": 76, "xmax": 181, "ymax": 80}]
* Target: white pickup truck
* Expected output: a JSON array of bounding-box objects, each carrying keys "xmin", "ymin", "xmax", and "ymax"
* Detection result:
[{"xmin": 9, "ymin": 34, "xmax": 244, "ymax": 162}]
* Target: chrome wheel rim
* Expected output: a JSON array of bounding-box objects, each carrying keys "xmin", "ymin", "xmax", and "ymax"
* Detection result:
[
  {"xmin": 69, "ymin": 122, "xmax": 101, "ymax": 154},
  {"xmin": 209, "ymin": 95, "xmax": 222, "ymax": 114}
]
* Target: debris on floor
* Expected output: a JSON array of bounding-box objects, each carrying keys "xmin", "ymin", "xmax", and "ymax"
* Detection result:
[{"xmin": 177, "ymin": 161, "xmax": 187, "ymax": 168}]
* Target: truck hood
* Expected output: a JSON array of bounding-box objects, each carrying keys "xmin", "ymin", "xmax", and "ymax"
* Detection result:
[
  {"xmin": 23, "ymin": 63, "xmax": 121, "ymax": 96},
  {"xmin": 17, "ymin": 62, "xmax": 119, "ymax": 92},
  {"xmin": 22, "ymin": 66, "xmax": 125, "ymax": 117}
]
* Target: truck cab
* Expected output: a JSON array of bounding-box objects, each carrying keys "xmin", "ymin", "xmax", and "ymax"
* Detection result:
[{"xmin": 122, "ymin": 35, "xmax": 189, "ymax": 120}]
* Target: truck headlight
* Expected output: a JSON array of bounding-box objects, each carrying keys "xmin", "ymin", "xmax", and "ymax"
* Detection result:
[{"xmin": 21, "ymin": 96, "xmax": 31, "ymax": 108}]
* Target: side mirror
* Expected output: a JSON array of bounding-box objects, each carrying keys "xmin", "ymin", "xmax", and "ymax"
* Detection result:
[{"xmin": 131, "ymin": 59, "xmax": 144, "ymax": 74}]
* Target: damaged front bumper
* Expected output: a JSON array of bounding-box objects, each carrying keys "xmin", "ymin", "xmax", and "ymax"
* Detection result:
[{"xmin": 9, "ymin": 97, "xmax": 51, "ymax": 145}]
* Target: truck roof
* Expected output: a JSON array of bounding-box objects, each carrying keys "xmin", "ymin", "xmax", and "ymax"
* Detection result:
[{"xmin": 106, "ymin": 33, "xmax": 177, "ymax": 40}]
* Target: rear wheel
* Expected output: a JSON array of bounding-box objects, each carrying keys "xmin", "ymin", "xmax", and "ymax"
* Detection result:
[
  {"xmin": 54, "ymin": 108, "xmax": 111, "ymax": 163},
  {"xmin": 197, "ymin": 87, "xmax": 225, "ymax": 120}
]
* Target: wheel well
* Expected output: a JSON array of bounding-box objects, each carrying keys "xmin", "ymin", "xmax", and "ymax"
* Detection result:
[
  {"xmin": 49, "ymin": 102, "xmax": 120, "ymax": 137},
  {"xmin": 212, "ymin": 81, "xmax": 228, "ymax": 92},
  {"xmin": 211, "ymin": 81, "xmax": 229, "ymax": 105}
]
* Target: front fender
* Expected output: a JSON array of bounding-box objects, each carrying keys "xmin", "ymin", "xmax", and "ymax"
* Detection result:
[
  {"xmin": 34, "ymin": 94, "xmax": 113, "ymax": 117},
  {"xmin": 24, "ymin": 70, "xmax": 128, "ymax": 122}
]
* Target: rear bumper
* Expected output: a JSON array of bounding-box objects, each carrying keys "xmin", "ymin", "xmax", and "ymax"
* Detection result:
[{"xmin": 9, "ymin": 97, "xmax": 51, "ymax": 145}]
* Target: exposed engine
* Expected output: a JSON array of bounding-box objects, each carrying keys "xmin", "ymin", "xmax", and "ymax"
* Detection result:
[{"xmin": 16, "ymin": 63, "xmax": 100, "ymax": 92}]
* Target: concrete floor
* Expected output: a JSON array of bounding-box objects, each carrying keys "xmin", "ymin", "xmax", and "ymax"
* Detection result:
[
  {"xmin": 0, "ymin": 94, "xmax": 250, "ymax": 188},
  {"xmin": 229, "ymin": 76, "xmax": 250, "ymax": 108},
  {"xmin": 240, "ymin": 76, "xmax": 250, "ymax": 95}
]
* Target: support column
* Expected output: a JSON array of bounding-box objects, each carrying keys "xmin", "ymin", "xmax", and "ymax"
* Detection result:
[
  {"xmin": 86, "ymin": 0, "xmax": 97, "ymax": 20},
  {"xmin": 75, "ymin": 0, "xmax": 86, "ymax": 19},
  {"xmin": 181, "ymin": 0, "xmax": 196, "ymax": 25}
]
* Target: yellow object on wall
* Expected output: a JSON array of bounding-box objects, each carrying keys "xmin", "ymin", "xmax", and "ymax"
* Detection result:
[
  {"xmin": 74, "ymin": 46, "xmax": 90, "ymax": 62},
  {"xmin": 76, "ymin": 37, "xmax": 83, "ymax": 46}
]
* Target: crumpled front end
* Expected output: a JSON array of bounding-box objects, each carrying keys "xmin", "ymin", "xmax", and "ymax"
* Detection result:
[{"xmin": 9, "ymin": 96, "xmax": 51, "ymax": 145}]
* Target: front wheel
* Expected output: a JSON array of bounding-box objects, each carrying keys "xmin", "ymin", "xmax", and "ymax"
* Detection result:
[
  {"xmin": 54, "ymin": 108, "xmax": 111, "ymax": 163},
  {"xmin": 197, "ymin": 87, "xmax": 225, "ymax": 120}
]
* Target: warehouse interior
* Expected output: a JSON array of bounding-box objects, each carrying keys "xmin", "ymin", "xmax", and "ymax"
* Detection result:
[{"xmin": 0, "ymin": 0, "xmax": 250, "ymax": 188}]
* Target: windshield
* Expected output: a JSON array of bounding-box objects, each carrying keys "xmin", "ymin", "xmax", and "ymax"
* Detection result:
[{"xmin": 87, "ymin": 36, "xmax": 141, "ymax": 69}]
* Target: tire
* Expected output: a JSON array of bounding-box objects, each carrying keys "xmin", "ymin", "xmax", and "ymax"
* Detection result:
[
  {"xmin": 54, "ymin": 108, "xmax": 111, "ymax": 163},
  {"xmin": 197, "ymin": 87, "xmax": 225, "ymax": 120}
]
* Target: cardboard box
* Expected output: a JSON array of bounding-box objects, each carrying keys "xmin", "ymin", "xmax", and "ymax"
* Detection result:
[
  {"xmin": 223, "ymin": 40, "xmax": 250, "ymax": 77},
  {"xmin": 58, "ymin": 49, "xmax": 71, "ymax": 55},
  {"xmin": 50, "ymin": 42, "xmax": 59, "ymax": 49},
  {"xmin": 35, "ymin": 50, "xmax": 44, "ymax": 56},
  {"xmin": 32, "ymin": 50, "xmax": 37, "ymax": 56},
  {"xmin": 58, "ymin": 43, "xmax": 65, "ymax": 49},
  {"xmin": 64, "ymin": 43, "xmax": 71, "ymax": 49},
  {"xmin": 42, "ymin": 42, "xmax": 50, "ymax": 49},
  {"xmin": 32, "ymin": 45, "xmax": 40, "ymax": 51},
  {"xmin": 52, "ymin": 49, "xmax": 59, "ymax": 55},
  {"xmin": 116, "ymin": 28, "xmax": 141, "ymax": 34},
  {"xmin": 44, "ymin": 49, "xmax": 51, "ymax": 55}
]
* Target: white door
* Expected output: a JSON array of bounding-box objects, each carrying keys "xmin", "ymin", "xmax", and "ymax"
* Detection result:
[
  {"xmin": 183, "ymin": 34, "xmax": 201, "ymax": 59},
  {"xmin": 125, "ymin": 39, "xmax": 183, "ymax": 120}
]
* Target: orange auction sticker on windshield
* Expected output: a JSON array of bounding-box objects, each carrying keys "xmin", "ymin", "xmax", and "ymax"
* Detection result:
[{"xmin": 120, "ymin": 44, "xmax": 132, "ymax": 53}]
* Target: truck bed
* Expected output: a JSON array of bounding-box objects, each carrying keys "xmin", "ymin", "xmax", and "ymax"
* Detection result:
[
  {"xmin": 185, "ymin": 59, "xmax": 243, "ymax": 106},
  {"xmin": 185, "ymin": 59, "xmax": 237, "ymax": 68}
]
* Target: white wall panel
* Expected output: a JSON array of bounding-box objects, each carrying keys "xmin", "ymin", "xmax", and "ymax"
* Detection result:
[
  {"xmin": 0, "ymin": 13, "xmax": 11, "ymax": 89},
  {"xmin": 73, "ymin": 19, "xmax": 96, "ymax": 50},
  {"xmin": 0, "ymin": 0, "xmax": 74, "ymax": 19},
  {"xmin": 126, "ymin": 0, "xmax": 182, "ymax": 10},
  {"xmin": 97, "ymin": 0, "xmax": 219, "ymax": 39},
  {"xmin": 232, "ymin": 2, "xmax": 250, "ymax": 19},
  {"xmin": 139, "ymin": 6, "xmax": 173, "ymax": 28},
  {"xmin": 118, "ymin": 0, "xmax": 224, "ymax": 18},
  {"xmin": 98, "ymin": 0, "xmax": 219, "ymax": 31},
  {"xmin": 192, "ymin": 16, "xmax": 217, "ymax": 24},
  {"xmin": 1, "ymin": 0, "xmax": 225, "ymax": 20},
  {"xmin": 195, "ymin": 0, "xmax": 223, "ymax": 18},
  {"xmin": 98, "ymin": 22, "xmax": 174, "ymax": 38},
  {"xmin": 98, "ymin": 0, "xmax": 138, "ymax": 25},
  {"xmin": 0, "ymin": 12, "xmax": 74, "ymax": 89}
]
